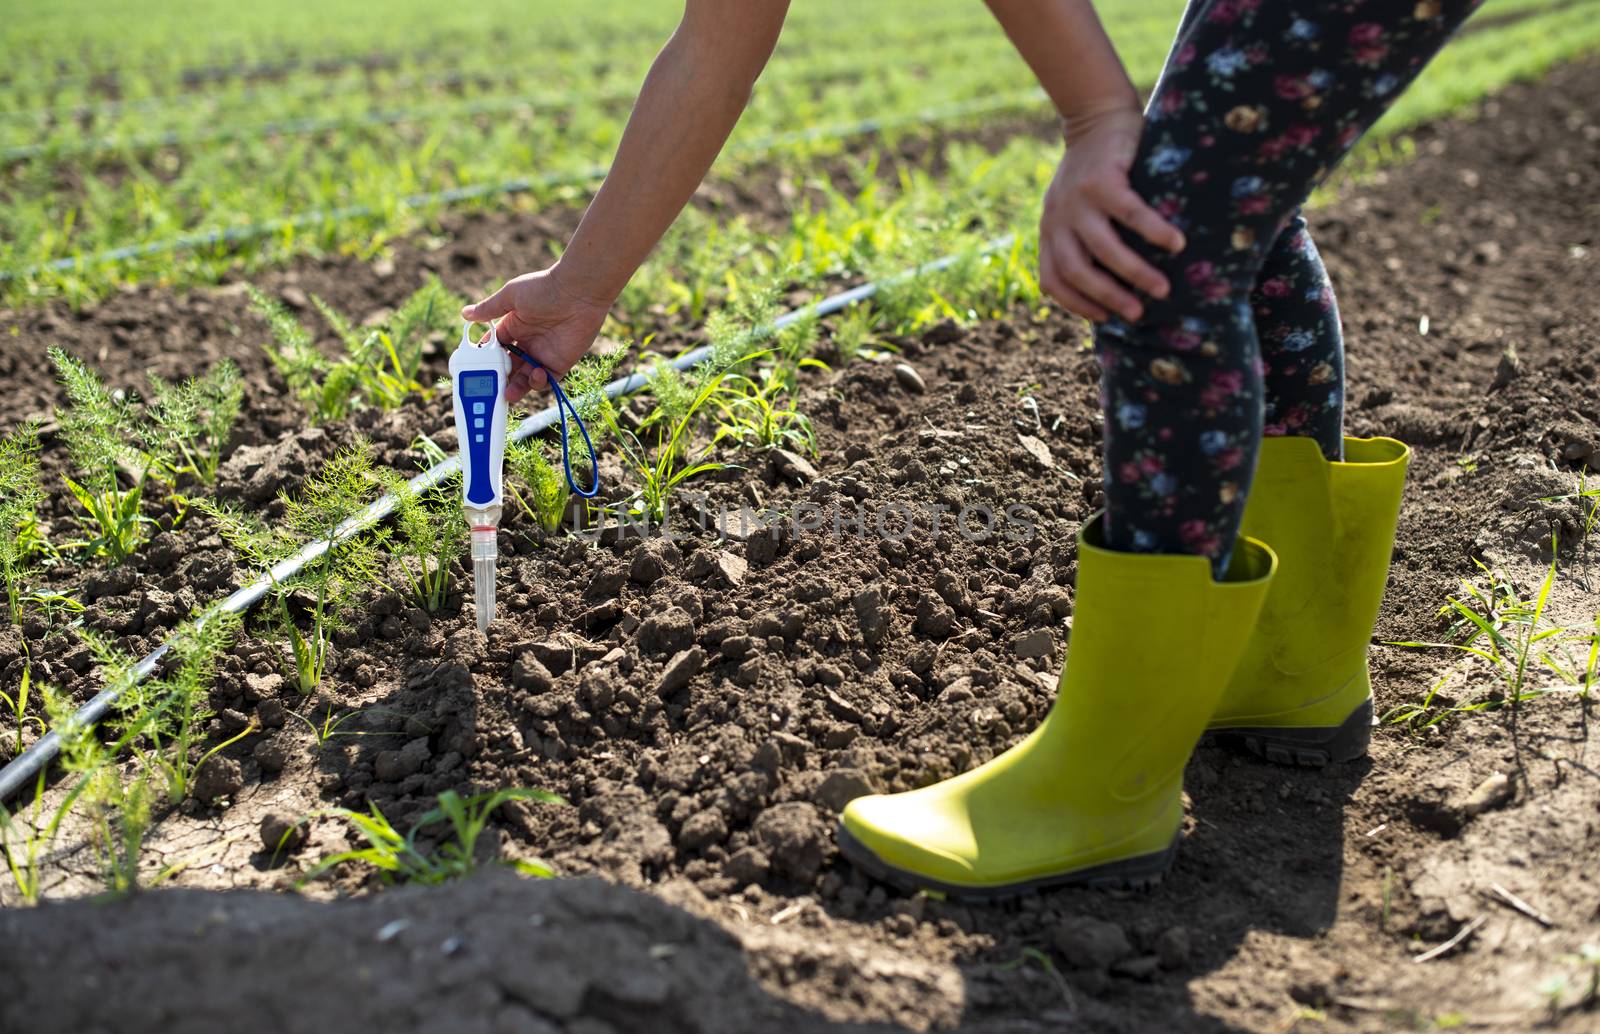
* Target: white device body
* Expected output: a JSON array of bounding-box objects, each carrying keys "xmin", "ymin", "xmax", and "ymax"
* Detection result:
[{"xmin": 448, "ymin": 324, "xmax": 512, "ymax": 518}]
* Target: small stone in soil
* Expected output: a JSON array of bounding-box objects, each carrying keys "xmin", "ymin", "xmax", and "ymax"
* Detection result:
[
  {"xmin": 638, "ymin": 607, "xmax": 696, "ymax": 657},
  {"xmin": 253, "ymin": 734, "xmax": 292, "ymax": 774},
  {"xmin": 914, "ymin": 597, "xmax": 957, "ymax": 639},
  {"xmin": 1012, "ymin": 628, "xmax": 1055, "ymax": 659},
  {"xmin": 753, "ymin": 802, "xmax": 833, "ymax": 884},
  {"xmin": 723, "ymin": 846, "xmax": 770, "ymax": 885},
  {"xmin": 893, "ymin": 363, "xmax": 928, "ymax": 394},
  {"xmin": 511, "ymin": 652, "xmax": 555, "ymax": 694},
  {"xmin": 657, "ymin": 646, "xmax": 706, "ymax": 697},
  {"xmin": 259, "ymin": 812, "xmax": 307, "ymax": 856},
  {"xmin": 374, "ymin": 737, "xmax": 431, "ymax": 783},
  {"xmin": 1156, "ymin": 925, "xmax": 1191, "ymax": 969}
]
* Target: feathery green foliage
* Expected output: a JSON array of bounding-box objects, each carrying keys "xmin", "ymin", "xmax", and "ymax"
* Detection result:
[
  {"xmin": 0, "ymin": 423, "xmax": 47, "ymax": 624},
  {"xmin": 381, "ymin": 471, "xmax": 465, "ymax": 613},
  {"xmin": 50, "ymin": 347, "xmax": 164, "ymax": 564},
  {"xmin": 249, "ymin": 286, "xmax": 362, "ymax": 422},
  {"xmin": 253, "ymin": 278, "xmax": 461, "ymax": 422},
  {"xmin": 143, "ymin": 612, "xmax": 251, "ymax": 803},
  {"xmin": 294, "ymin": 787, "xmax": 565, "ymax": 885},
  {"xmin": 40, "ymin": 675, "xmax": 155, "ymax": 897},
  {"xmin": 146, "ymin": 359, "xmax": 244, "ymax": 485},
  {"xmin": 202, "ymin": 441, "xmax": 382, "ymax": 693},
  {"xmin": 507, "ymin": 440, "xmax": 569, "ymax": 535}
]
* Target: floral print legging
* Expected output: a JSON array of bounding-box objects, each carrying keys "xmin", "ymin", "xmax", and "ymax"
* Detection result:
[{"xmin": 1096, "ymin": 0, "xmax": 1481, "ymax": 575}]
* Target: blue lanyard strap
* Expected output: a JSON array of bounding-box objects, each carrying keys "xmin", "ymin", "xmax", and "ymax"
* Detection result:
[{"xmin": 502, "ymin": 342, "xmax": 601, "ymax": 499}]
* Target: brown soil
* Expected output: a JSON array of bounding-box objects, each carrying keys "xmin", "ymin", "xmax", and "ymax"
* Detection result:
[{"xmin": 2, "ymin": 60, "xmax": 1600, "ymax": 1034}]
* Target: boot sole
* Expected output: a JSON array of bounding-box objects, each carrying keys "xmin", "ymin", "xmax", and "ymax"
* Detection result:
[
  {"xmin": 1207, "ymin": 696, "xmax": 1374, "ymax": 768},
  {"xmin": 835, "ymin": 824, "xmax": 1178, "ymax": 904}
]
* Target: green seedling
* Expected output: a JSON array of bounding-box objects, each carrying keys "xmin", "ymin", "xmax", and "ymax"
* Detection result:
[
  {"xmin": 202, "ymin": 441, "xmax": 382, "ymax": 693},
  {"xmin": 0, "ymin": 422, "xmax": 47, "ymax": 624},
  {"xmin": 0, "ymin": 771, "xmax": 67, "ymax": 905},
  {"xmin": 504, "ymin": 349, "xmax": 622, "ymax": 533},
  {"xmin": 1562, "ymin": 943, "xmax": 1600, "ymax": 1010},
  {"xmin": 1, "ymin": 665, "xmax": 45, "ymax": 758},
  {"xmin": 250, "ymin": 285, "xmax": 362, "ymax": 423},
  {"xmin": 507, "ymin": 439, "xmax": 569, "ymax": 535},
  {"xmin": 996, "ymin": 946, "xmax": 1075, "ymax": 1012},
  {"xmin": 295, "ymin": 787, "xmax": 564, "ymax": 886},
  {"xmin": 252, "ymin": 279, "xmax": 460, "ymax": 422},
  {"xmin": 380, "ymin": 470, "xmax": 465, "ymax": 614},
  {"xmin": 289, "ymin": 705, "xmax": 405, "ymax": 750},
  {"xmin": 40, "ymin": 678, "xmax": 155, "ymax": 897},
  {"xmin": 146, "ymin": 359, "xmax": 243, "ymax": 486},
  {"xmin": 1386, "ymin": 541, "xmax": 1597, "ymax": 727},
  {"xmin": 609, "ymin": 359, "xmax": 736, "ymax": 524},
  {"xmin": 51, "ymin": 348, "xmax": 167, "ymax": 564},
  {"xmin": 831, "ymin": 306, "xmax": 887, "ymax": 365},
  {"xmin": 95, "ymin": 613, "xmax": 253, "ymax": 804},
  {"xmin": 1540, "ymin": 470, "xmax": 1600, "ymax": 547},
  {"xmin": 315, "ymin": 276, "xmax": 461, "ymax": 410}
]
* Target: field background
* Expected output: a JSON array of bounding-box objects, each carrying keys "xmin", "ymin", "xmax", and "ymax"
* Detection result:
[{"xmin": 3, "ymin": 0, "xmax": 1597, "ymax": 309}]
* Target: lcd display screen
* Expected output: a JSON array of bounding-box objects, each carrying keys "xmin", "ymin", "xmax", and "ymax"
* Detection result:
[{"xmin": 459, "ymin": 372, "xmax": 498, "ymax": 398}]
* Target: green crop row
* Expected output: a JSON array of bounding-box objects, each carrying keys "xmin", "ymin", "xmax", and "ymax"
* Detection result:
[{"xmin": 4, "ymin": 0, "xmax": 1594, "ymax": 306}]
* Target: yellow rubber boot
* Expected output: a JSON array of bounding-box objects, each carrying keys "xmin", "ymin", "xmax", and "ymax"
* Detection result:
[
  {"xmin": 838, "ymin": 517, "xmax": 1276, "ymax": 901},
  {"xmin": 1207, "ymin": 436, "xmax": 1409, "ymax": 766}
]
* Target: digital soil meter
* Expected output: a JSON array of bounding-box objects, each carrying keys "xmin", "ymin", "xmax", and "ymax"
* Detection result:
[{"xmin": 449, "ymin": 321, "xmax": 512, "ymax": 633}]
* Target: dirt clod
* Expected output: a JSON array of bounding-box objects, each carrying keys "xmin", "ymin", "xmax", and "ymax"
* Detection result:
[
  {"xmin": 1052, "ymin": 915, "xmax": 1133, "ymax": 971},
  {"xmin": 191, "ymin": 756, "xmax": 244, "ymax": 804},
  {"xmin": 753, "ymin": 803, "xmax": 832, "ymax": 885}
]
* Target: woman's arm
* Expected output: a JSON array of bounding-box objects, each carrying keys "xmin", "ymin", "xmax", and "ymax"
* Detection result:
[
  {"xmin": 465, "ymin": 0, "xmax": 790, "ymax": 401},
  {"xmin": 984, "ymin": 0, "xmax": 1184, "ymax": 323}
]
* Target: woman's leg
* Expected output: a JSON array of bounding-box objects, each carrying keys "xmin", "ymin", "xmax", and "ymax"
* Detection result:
[
  {"xmin": 1254, "ymin": 212, "xmax": 1345, "ymax": 459},
  {"xmin": 1097, "ymin": 0, "xmax": 1481, "ymax": 574}
]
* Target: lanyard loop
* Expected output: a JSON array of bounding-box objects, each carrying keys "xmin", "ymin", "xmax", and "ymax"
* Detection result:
[{"xmin": 496, "ymin": 336, "xmax": 601, "ymax": 499}]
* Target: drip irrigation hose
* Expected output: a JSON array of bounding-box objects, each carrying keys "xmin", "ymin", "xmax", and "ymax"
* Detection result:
[
  {"xmin": 0, "ymin": 232, "xmax": 1016, "ymax": 803},
  {"xmin": 0, "ymin": 91, "xmax": 1045, "ymax": 283}
]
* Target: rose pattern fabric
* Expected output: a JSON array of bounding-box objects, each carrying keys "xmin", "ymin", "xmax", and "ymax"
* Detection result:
[{"xmin": 1095, "ymin": 0, "xmax": 1481, "ymax": 576}]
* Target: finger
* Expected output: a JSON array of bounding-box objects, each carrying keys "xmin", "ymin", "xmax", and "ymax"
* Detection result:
[
  {"xmin": 1041, "ymin": 240, "xmax": 1109, "ymax": 323},
  {"xmin": 460, "ymin": 280, "xmax": 516, "ymax": 323},
  {"xmin": 504, "ymin": 362, "xmax": 550, "ymax": 404},
  {"xmin": 1108, "ymin": 187, "xmax": 1186, "ymax": 254},
  {"xmin": 1081, "ymin": 218, "xmax": 1171, "ymax": 300},
  {"xmin": 1056, "ymin": 232, "xmax": 1143, "ymax": 322}
]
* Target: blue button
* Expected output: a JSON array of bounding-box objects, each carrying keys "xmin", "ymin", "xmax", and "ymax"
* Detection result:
[
  {"xmin": 472, "ymin": 402, "xmax": 486, "ymax": 415},
  {"xmin": 473, "ymin": 434, "xmax": 485, "ymax": 444},
  {"xmin": 473, "ymin": 417, "xmax": 485, "ymax": 429}
]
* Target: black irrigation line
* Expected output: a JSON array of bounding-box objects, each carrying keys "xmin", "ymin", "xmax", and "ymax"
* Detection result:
[
  {"xmin": 0, "ymin": 232, "xmax": 1015, "ymax": 804},
  {"xmin": 0, "ymin": 89, "xmax": 1047, "ymax": 283}
]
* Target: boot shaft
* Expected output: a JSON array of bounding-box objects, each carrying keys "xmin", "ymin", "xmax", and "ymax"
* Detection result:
[{"xmin": 1215, "ymin": 436, "xmax": 1409, "ymax": 728}]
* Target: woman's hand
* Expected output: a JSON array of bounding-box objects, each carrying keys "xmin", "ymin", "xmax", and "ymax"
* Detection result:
[
  {"xmin": 460, "ymin": 267, "xmax": 610, "ymax": 403},
  {"xmin": 1040, "ymin": 107, "xmax": 1186, "ymax": 324}
]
